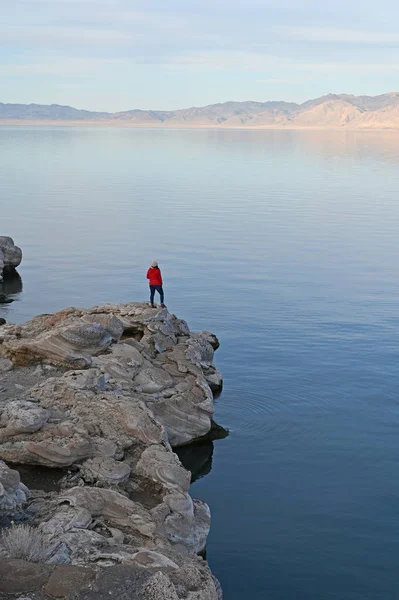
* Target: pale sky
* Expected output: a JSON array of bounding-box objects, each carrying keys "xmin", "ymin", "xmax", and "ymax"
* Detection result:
[{"xmin": 2, "ymin": 0, "xmax": 399, "ymax": 111}]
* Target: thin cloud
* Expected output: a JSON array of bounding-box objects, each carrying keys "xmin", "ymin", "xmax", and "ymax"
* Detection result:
[
  {"xmin": 163, "ymin": 50, "xmax": 399, "ymax": 75},
  {"xmin": 0, "ymin": 57, "xmax": 128, "ymax": 77},
  {"xmin": 163, "ymin": 51, "xmax": 281, "ymax": 72},
  {"xmin": 296, "ymin": 61, "xmax": 399, "ymax": 73},
  {"xmin": 2, "ymin": 26, "xmax": 140, "ymax": 46},
  {"xmin": 257, "ymin": 76, "xmax": 314, "ymax": 84},
  {"xmin": 278, "ymin": 26, "xmax": 399, "ymax": 44}
]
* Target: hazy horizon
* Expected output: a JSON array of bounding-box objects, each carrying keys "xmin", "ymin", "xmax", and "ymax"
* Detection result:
[
  {"xmin": 2, "ymin": 92, "xmax": 399, "ymax": 131},
  {"xmin": 2, "ymin": 91, "xmax": 399, "ymax": 114}
]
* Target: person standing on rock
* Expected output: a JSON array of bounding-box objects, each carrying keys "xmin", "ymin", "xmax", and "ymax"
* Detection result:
[{"xmin": 146, "ymin": 261, "xmax": 166, "ymax": 308}]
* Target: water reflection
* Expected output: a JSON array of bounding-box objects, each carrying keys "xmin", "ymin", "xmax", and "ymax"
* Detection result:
[
  {"xmin": 175, "ymin": 128, "xmax": 399, "ymax": 165},
  {"xmin": 175, "ymin": 440, "xmax": 214, "ymax": 484},
  {"xmin": 0, "ymin": 271, "xmax": 22, "ymax": 309}
]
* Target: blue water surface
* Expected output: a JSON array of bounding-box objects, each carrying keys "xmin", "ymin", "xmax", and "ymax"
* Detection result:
[{"xmin": 2, "ymin": 127, "xmax": 399, "ymax": 599}]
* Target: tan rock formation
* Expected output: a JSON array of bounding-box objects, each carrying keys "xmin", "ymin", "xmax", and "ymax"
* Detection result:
[
  {"xmin": 0, "ymin": 303, "xmax": 219, "ymax": 446},
  {"xmin": 0, "ymin": 303, "xmax": 223, "ymax": 598}
]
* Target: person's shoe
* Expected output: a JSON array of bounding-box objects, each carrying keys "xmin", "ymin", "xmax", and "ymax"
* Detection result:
[
  {"xmin": 161, "ymin": 304, "xmax": 166, "ymax": 308},
  {"xmin": 151, "ymin": 303, "xmax": 156, "ymax": 308}
]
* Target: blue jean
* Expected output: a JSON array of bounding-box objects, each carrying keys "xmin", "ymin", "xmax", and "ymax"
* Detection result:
[{"xmin": 150, "ymin": 285, "xmax": 164, "ymax": 304}]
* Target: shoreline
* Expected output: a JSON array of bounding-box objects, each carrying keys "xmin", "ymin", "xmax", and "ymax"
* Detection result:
[{"xmin": 1, "ymin": 119, "xmax": 399, "ymax": 132}]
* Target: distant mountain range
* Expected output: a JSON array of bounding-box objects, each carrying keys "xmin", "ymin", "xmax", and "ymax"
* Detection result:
[{"xmin": 2, "ymin": 93, "xmax": 399, "ymax": 129}]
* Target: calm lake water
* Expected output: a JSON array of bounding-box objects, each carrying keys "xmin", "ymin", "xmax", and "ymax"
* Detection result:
[{"xmin": 2, "ymin": 127, "xmax": 399, "ymax": 599}]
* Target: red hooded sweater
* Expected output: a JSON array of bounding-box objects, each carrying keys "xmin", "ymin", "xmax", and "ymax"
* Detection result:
[{"xmin": 146, "ymin": 267, "xmax": 163, "ymax": 286}]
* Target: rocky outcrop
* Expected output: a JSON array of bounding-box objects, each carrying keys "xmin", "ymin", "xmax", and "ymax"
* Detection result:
[
  {"xmin": 0, "ymin": 303, "xmax": 221, "ymax": 446},
  {"xmin": 0, "ymin": 237, "xmax": 22, "ymax": 282},
  {"xmin": 0, "ymin": 303, "xmax": 223, "ymax": 598}
]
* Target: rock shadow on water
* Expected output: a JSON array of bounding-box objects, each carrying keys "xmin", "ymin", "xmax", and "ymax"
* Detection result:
[
  {"xmin": 175, "ymin": 441, "xmax": 214, "ymax": 484},
  {"xmin": 175, "ymin": 423, "xmax": 229, "ymax": 484}
]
